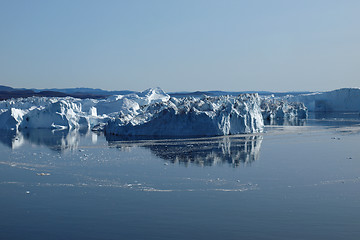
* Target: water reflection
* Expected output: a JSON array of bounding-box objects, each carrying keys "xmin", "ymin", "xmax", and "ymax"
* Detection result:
[
  {"xmin": 263, "ymin": 118, "xmax": 307, "ymax": 126},
  {"xmin": 263, "ymin": 112, "xmax": 360, "ymax": 127},
  {"xmin": 0, "ymin": 129, "xmax": 90, "ymax": 152},
  {"xmin": 0, "ymin": 130, "xmax": 24, "ymax": 149},
  {"xmin": 306, "ymin": 112, "xmax": 360, "ymax": 128},
  {"xmin": 106, "ymin": 135, "xmax": 263, "ymax": 167},
  {"xmin": 312, "ymin": 112, "xmax": 360, "ymax": 120},
  {"xmin": 22, "ymin": 129, "xmax": 82, "ymax": 151},
  {"xmin": 0, "ymin": 129, "xmax": 263, "ymax": 166}
]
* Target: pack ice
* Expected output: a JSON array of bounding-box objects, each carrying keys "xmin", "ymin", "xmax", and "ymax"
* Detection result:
[{"xmin": 0, "ymin": 87, "xmax": 308, "ymax": 136}]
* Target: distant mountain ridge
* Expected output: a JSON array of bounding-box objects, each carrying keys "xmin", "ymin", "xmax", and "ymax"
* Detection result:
[
  {"xmin": 37, "ymin": 87, "xmax": 136, "ymax": 96},
  {"xmin": 0, "ymin": 85, "xmax": 136, "ymax": 100}
]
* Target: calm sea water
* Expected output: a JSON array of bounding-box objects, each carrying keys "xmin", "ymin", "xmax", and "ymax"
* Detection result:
[{"xmin": 1, "ymin": 113, "xmax": 360, "ymax": 240}]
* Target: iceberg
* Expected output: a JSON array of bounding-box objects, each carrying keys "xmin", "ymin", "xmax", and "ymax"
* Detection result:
[
  {"xmin": 286, "ymin": 88, "xmax": 360, "ymax": 112},
  {"xmin": 260, "ymin": 99, "xmax": 308, "ymax": 121},
  {"xmin": 19, "ymin": 100, "xmax": 83, "ymax": 130},
  {"xmin": 105, "ymin": 94, "xmax": 264, "ymax": 137},
  {"xmin": 0, "ymin": 88, "xmax": 171, "ymax": 132}
]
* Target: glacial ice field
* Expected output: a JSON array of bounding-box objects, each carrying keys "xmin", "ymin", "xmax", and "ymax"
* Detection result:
[{"xmin": 1, "ymin": 112, "xmax": 360, "ymax": 240}]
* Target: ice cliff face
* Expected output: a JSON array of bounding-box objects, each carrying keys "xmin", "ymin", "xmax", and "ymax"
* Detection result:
[
  {"xmin": 286, "ymin": 88, "xmax": 360, "ymax": 112},
  {"xmin": 0, "ymin": 108, "xmax": 25, "ymax": 131},
  {"xmin": 105, "ymin": 94, "xmax": 264, "ymax": 137},
  {"xmin": 19, "ymin": 100, "xmax": 88, "ymax": 130},
  {"xmin": 0, "ymin": 98, "xmax": 108, "ymax": 131}
]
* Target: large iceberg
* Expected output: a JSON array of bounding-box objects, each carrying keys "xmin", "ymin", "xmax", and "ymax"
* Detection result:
[
  {"xmin": 105, "ymin": 94, "xmax": 264, "ymax": 137},
  {"xmin": 286, "ymin": 88, "xmax": 360, "ymax": 112},
  {"xmin": 0, "ymin": 87, "xmax": 313, "ymax": 136}
]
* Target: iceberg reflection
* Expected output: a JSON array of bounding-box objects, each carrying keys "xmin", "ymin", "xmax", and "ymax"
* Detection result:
[
  {"xmin": 21, "ymin": 129, "xmax": 82, "ymax": 152},
  {"xmin": 106, "ymin": 135, "xmax": 263, "ymax": 167},
  {"xmin": 0, "ymin": 129, "xmax": 90, "ymax": 152},
  {"xmin": 0, "ymin": 129, "xmax": 263, "ymax": 167},
  {"xmin": 263, "ymin": 118, "xmax": 307, "ymax": 126},
  {"xmin": 0, "ymin": 130, "xmax": 24, "ymax": 149}
]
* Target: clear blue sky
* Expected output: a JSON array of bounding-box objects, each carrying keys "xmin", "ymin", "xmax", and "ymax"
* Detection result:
[{"xmin": 1, "ymin": 0, "xmax": 359, "ymax": 92}]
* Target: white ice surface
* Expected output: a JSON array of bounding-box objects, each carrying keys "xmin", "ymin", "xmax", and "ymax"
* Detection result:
[{"xmin": 105, "ymin": 94, "xmax": 264, "ymax": 136}]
